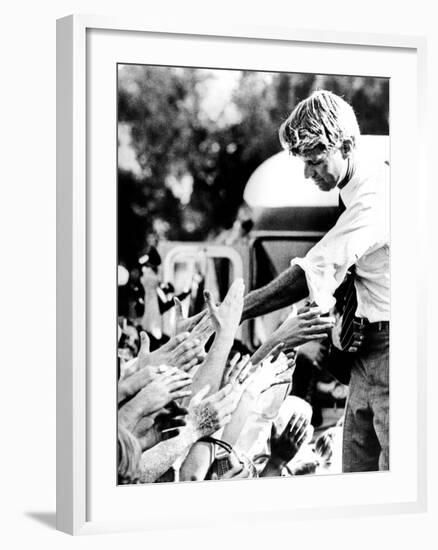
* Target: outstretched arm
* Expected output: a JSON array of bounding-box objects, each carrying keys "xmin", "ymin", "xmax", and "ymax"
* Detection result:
[{"xmin": 241, "ymin": 265, "xmax": 308, "ymax": 322}]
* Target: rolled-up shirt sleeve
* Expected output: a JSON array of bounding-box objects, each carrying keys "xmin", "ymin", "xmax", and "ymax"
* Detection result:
[{"xmin": 291, "ymin": 187, "xmax": 388, "ymax": 312}]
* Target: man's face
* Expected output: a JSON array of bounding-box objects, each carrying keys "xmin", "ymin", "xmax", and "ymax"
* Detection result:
[{"xmin": 301, "ymin": 145, "xmax": 347, "ymax": 192}]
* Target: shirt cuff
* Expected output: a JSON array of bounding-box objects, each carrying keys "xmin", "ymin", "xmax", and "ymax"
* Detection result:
[{"xmin": 291, "ymin": 257, "xmax": 336, "ymax": 313}]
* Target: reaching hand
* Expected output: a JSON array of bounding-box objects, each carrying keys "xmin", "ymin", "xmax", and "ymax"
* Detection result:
[
  {"xmin": 132, "ymin": 401, "xmax": 188, "ymax": 451},
  {"xmin": 118, "ymin": 365, "xmax": 155, "ymax": 404},
  {"xmin": 174, "ymin": 296, "xmax": 208, "ymax": 335},
  {"xmin": 185, "ymin": 384, "xmax": 239, "ymax": 440},
  {"xmin": 269, "ymin": 412, "xmax": 310, "ymax": 466},
  {"xmin": 273, "ymin": 305, "xmax": 335, "ymax": 350},
  {"xmin": 223, "ymin": 353, "xmax": 254, "ymax": 387},
  {"xmin": 245, "ymin": 351, "xmax": 295, "ymax": 399},
  {"xmin": 203, "ymin": 279, "xmax": 244, "ymax": 338},
  {"xmin": 138, "ymin": 331, "xmax": 206, "ymax": 372},
  {"xmin": 118, "ymin": 368, "xmax": 192, "ymax": 431}
]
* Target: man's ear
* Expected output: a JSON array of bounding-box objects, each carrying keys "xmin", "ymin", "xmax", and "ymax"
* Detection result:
[{"xmin": 341, "ymin": 138, "xmax": 355, "ymax": 158}]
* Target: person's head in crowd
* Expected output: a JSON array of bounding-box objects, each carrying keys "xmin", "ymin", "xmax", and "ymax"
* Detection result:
[
  {"xmin": 278, "ymin": 90, "xmax": 360, "ymax": 192},
  {"xmin": 118, "ymin": 425, "xmax": 142, "ymax": 484},
  {"xmin": 118, "ymin": 319, "xmax": 140, "ymax": 362}
]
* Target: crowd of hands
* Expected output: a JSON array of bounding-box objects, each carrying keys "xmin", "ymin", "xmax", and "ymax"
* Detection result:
[{"xmin": 118, "ymin": 274, "xmax": 343, "ymax": 484}]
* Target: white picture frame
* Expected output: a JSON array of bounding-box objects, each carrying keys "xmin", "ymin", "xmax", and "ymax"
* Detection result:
[{"xmin": 56, "ymin": 14, "xmax": 428, "ymax": 535}]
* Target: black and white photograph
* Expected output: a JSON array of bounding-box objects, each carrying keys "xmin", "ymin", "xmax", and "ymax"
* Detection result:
[{"xmin": 116, "ymin": 64, "xmax": 389, "ymax": 485}]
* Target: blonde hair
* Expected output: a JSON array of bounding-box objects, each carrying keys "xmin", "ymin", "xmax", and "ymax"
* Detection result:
[
  {"xmin": 118, "ymin": 425, "xmax": 142, "ymax": 484},
  {"xmin": 279, "ymin": 90, "xmax": 360, "ymax": 156}
]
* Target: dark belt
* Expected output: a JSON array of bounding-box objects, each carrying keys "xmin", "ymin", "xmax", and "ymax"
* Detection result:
[{"xmin": 363, "ymin": 320, "xmax": 389, "ymax": 332}]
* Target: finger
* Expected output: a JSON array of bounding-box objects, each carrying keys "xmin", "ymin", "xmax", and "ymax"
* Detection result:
[
  {"xmin": 220, "ymin": 413, "xmax": 232, "ymax": 426},
  {"xmin": 174, "ymin": 296, "xmax": 184, "ymax": 321},
  {"xmin": 270, "ymin": 422, "xmax": 278, "ymax": 442},
  {"xmin": 285, "ymin": 348, "xmax": 297, "ymax": 361},
  {"xmin": 190, "ymin": 313, "xmax": 210, "ymax": 334},
  {"xmin": 286, "ymin": 412, "xmax": 299, "ymax": 432},
  {"xmin": 302, "ymin": 322, "xmax": 335, "ymax": 334},
  {"xmin": 195, "ymin": 350, "xmax": 207, "ymax": 361},
  {"xmin": 302, "ymin": 315, "xmax": 335, "ymax": 326},
  {"xmin": 218, "ymin": 396, "xmax": 240, "ymax": 417},
  {"xmin": 238, "ymin": 360, "xmax": 253, "ymax": 383},
  {"xmin": 229, "ymin": 352, "xmax": 241, "ymax": 369},
  {"xmin": 224, "ymin": 353, "xmax": 241, "ymax": 384},
  {"xmin": 222, "ymin": 278, "xmax": 245, "ymax": 305},
  {"xmin": 203, "ymin": 289, "xmax": 217, "ymax": 309},
  {"xmin": 291, "ymin": 416, "xmax": 308, "ymax": 437},
  {"xmin": 165, "ymin": 373, "xmax": 192, "ymax": 386},
  {"xmin": 161, "ymin": 428, "xmax": 181, "ymax": 441},
  {"xmin": 254, "ymin": 342, "xmax": 285, "ymax": 366},
  {"xmin": 261, "ymin": 379, "xmax": 290, "ymax": 393},
  {"xmin": 139, "ymin": 331, "xmax": 150, "ymax": 355},
  {"xmin": 177, "ymin": 346, "xmax": 199, "ymax": 364},
  {"xmin": 204, "ymin": 290, "xmax": 220, "ymax": 321},
  {"xmin": 296, "ymin": 424, "xmax": 310, "ymax": 445},
  {"xmin": 275, "ymin": 360, "xmax": 292, "ymax": 377},
  {"xmin": 172, "ymin": 337, "xmax": 197, "ymax": 357},
  {"xmin": 298, "ymin": 307, "xmax": 323, "ymax": 320},
  {"xmin": 269, "ymin": 342, "xmax": 286, "ymax": 362},
  {"xmin": 157, "ymin": 368, "xmax": 179, "ymax": 382},
  {"xmin": 272, "ymin": 372, "xmax": 293, "ymax": 386},
  {"xmin": 190, "ymin": 384, "xmax": 210, "ymax": 406},
  {"xmin": 191, "ymin": 321, "xmax": 213, "ymax": 343},
  {"xmin": 232, "ymin": 355, "xmax": 251, "ymax": 382},
  {"xmin": 183, "ymin": 356, "xmax": 202, "ymax": 373},
  {"xmin": 168, "ymin": 378, "xmax": 193, "ymax": 392},
  {"xmin": 210, "ymin": 383, "xmax": 233, "ymax": 403},
  {"xmin": 171, "ymin": 389, "xmax": 192, "ymax": 400},
  {"xmin": 303, "ymin": 334, "xmax": 329, "ymax": 341},
  {"xmin": 162, "ymin": 416, "xmax": 187, "ymax": 429},
  {"xmin": 165, "ymin": 401, "xmax": 188, "ymax": 417},
  {"xmin": 296, "ymin": 305, "xmax": 311, "ymax": 315},
  {"xmin": 164, "ymin": 332, "xmax": 190, "ymax": 352}
]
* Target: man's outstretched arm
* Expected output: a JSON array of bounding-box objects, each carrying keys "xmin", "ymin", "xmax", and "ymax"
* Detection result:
[{"xmin": 241, "ymin": 264, "xmax": 308, "ymax": 322}]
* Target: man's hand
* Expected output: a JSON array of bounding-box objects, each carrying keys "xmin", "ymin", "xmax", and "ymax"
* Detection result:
[{"xmin": 272, "ymin": 305, "xmax": 334, "ymax": 350}]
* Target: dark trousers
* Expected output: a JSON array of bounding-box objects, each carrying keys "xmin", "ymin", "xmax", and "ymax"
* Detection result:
[{"xmin": 342, "ymin": 324, "xmax": 389, "ymax": 472}]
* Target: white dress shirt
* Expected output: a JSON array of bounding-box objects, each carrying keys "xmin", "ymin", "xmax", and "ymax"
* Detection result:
[{"xmin": 291, "ymin": 156, "xmax": 390, "ymax": 323}]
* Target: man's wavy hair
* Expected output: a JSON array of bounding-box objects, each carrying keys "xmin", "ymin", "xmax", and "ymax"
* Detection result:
[{"xmin": 279, "ymin": 90, "xmax": 360, "ymax": 157}]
